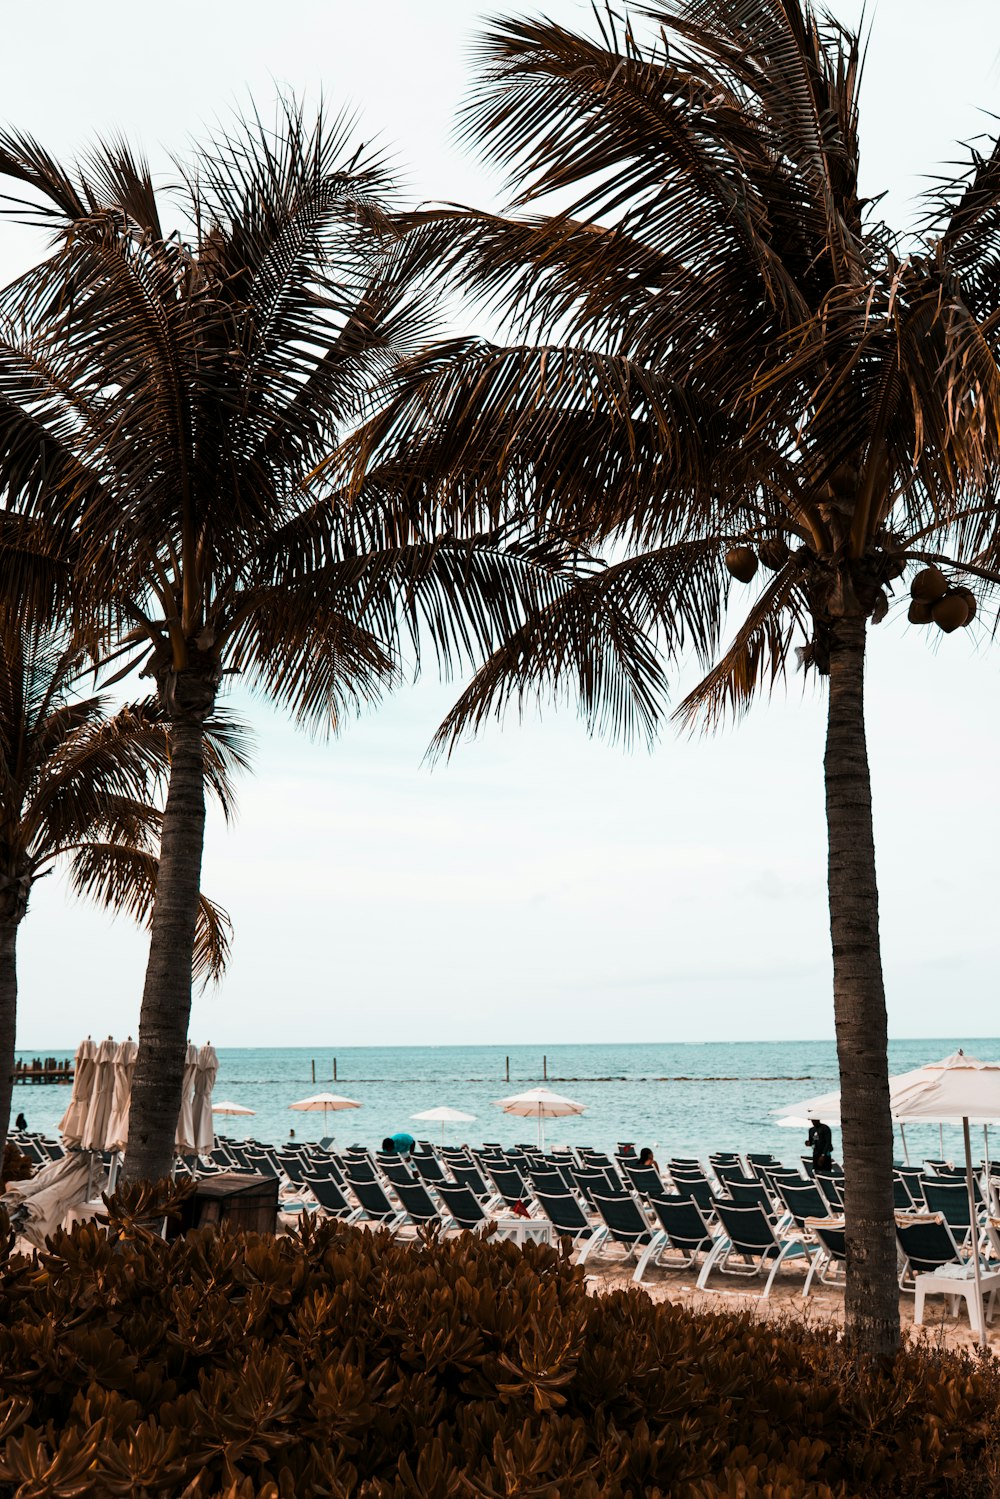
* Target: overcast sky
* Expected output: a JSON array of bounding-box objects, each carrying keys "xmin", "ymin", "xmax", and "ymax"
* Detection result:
[{"xmin": 9, "ymin": 1, "xmax": 1000, "ymax": 1048}]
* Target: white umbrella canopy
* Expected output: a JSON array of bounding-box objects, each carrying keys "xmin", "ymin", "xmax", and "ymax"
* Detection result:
[
  {"xmin": 289, "ymin": 1093, "xmax": 361, "ymax": 1134},
  {"xmin": 175, "ymin": 1041, "xmax": 201, "ymax": 1153},
  {"xmin": 81, "ymin": 1037, "xmax": 117, "ymax": 1151},
  {"xmin": 58, "ymin": 1037, "xmax": 97, "ymax": 1146},
  {"xmin": 891, "ymin": 1051, "xmax": 1000, "ymax": 1349},
  {"xmin": 105, "ymin": 1038, "xmax": 138, "ymax": 1152},
  {"xmin": 493, "ymin": 1086, "xmax": 586, "ymax": 1148},
  {"xmin": 192, "ymin": 1044, "xmax": 219, "ymax": 1154},
  {"xmin": 412, "ymin": 1105, "xmax": 476, "ymax": 1143},
  {"xmin": 212, "ymin": 1100, "xmax": 255, "ymax": 1116}
]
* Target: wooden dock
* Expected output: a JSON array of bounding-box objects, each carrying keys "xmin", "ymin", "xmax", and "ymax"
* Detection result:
[{"xmin": 13, "ymin": 1058, "xmax": 74, "ymax": 1085}]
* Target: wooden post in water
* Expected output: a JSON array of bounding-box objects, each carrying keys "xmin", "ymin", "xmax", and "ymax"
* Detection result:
[
  {"xmin": 311, "ymin": 1059, "xmax": 316, "ymax": 1083},
  {"xmin": 543, "ymin": 1055, "xmax": 547, "ymax": 1081},
  {"xmin": 333, "ymin": 1057, "xmax": 338, "ymax": 1082},
  {"xmin": 505, "ymin": 1055, "xmax": 510, "ymax": 1082}
]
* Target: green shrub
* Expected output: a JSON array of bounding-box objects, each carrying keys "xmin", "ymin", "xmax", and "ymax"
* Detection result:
[{"xmin": 0, "ymin": 1185, "xmax": 998, "ymax": 1497}]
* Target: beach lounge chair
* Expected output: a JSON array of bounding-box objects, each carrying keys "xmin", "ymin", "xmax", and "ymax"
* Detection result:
[
  {"xmin": 303, "ymin": 1177, "xmax": 361, "ymax": 1222},
  {"xmin": 579, "ymin": 1192, "xmax": 655, "ymax": 1268},
  {"xmin": 776, "ymin": 1180, "xmax": 829, "ymax": 1229},
  {"xmin": 671, "ymin": 1175, "xmax": 715, "ymax": 1215},
  {"xmin": 727, "ymin": 1181, "xmax": 776, "ymax": 1214},
  {"xmin": 391, "ymin": 1178, "xmax": 448, "ymax": 1229},
  {"xmin": 801, "ymin": 1218, "xmax": 847, "ymax": 1294},
  {"xmin": 696, "ymin": 1200, "xmax": 815, "ymax": 1296},
  {"xmin": 415, "ymin": 1155, "xmax": 447, "ymax": 1185},
  {"xmin": 714, "ymin": 1163, "xmax": 758, "ymax": 1189},
  {"xmin": 433, "ymin": 1184, "xmax": 547, "ymax": 1243},
  {"xmin": 533, "ymin": 1190, "xmax": 596, "ymax": 1250},
  {"xmin": 380, "ymin": 1159, "xmax": 418, "ymax": 1188},
  {"xmin": 815, "ymin": 1172, "xmax": 843, "ymax": 1212},
  {"xmin": 895, "ymin": 1170, "xmax": 925, "ymax": 1210},
  {"xmin": 486, "ymin": 1165, "xmax": 531, "ymax": 1210},
  {"xmin": 896, "ymin": 1212, "xmax": 1000, "ymax": 1336},
  {"xmin": 920, "ymin": 1179, "xmax": 980, "ymax": 1244},
  {"xmin": 347, "ymin": 1177, "xmax": 407, "ymax": 1231},
  {"xmin": 572, "ymin": 1168, "xmax": 627, "ymax": 1205},
  {"xmin": 623, "ymin": 1164, "xmax": 670, "ymax": 1201},
  {"xmin": 633, "ymin": 1197, "xmax": 717, "ymax": 1284},
  {"xmin": 343, "ymin": 1158, "xmax": 377, "ymax": 1183},
  {"xmin": 447, "ymin": 1162, "xmax": 492, "ymax": 1198}
]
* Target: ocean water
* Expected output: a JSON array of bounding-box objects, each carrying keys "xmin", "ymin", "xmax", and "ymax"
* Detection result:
[{"xmin": 12, "ymin": 1038, "xmax": 999, "ymax": 1166}]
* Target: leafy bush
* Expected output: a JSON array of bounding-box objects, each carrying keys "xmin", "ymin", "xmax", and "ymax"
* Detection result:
[
  {"xmin": 0, "ymin": 1185, "xmax": 998, "ymax": 1497},
  {"xmin": 0, "ymin": 1144, "xmax": 31, "ymax": 1192}
]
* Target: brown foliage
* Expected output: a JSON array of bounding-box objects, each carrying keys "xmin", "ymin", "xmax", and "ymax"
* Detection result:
[
  {"xmin": 0, "ymin": 1192, "xmax": 998, "ymax": 1497},
  {"xmin": 0, "ymin": 1144, "xmax": 31, "ymax": 1192}
]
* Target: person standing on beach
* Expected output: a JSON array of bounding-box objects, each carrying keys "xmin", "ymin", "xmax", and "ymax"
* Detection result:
[{"xmin": 807, "ymin": 1119, "xmax": 833, "ymax": 1173}]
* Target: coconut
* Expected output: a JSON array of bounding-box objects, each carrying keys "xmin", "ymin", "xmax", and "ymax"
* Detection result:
[
  {"xmin": 725, "ymin": 546, "xmax": 758, "ymax": 583},
  {"xmin": 952, "ymin": 585, "xmax": 977, "ymax": 623},
  {"xmin": 910, "ymin": 566, "xmax": 948, "ymax": 602},
  {"xmin": 758, "ymin": 537, "xmax": 790, "ymax": 570},
  {"xmin": 907, "ymin": 598, "xmax": 934, "ymax": 625},
  {"xmin": 931, "ymin": 592, "xmax": 972, "ymax": 633},
  {"xmin": 881, "ymin": 555, "xmax": 906, "ymax": 580}
]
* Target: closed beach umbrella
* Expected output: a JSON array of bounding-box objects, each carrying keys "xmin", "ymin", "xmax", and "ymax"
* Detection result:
[
  {"xmin": 105, "ymin": 1038, "xmax": 138, "ymax": 1152},
  {"xmin": 81, "ymin": 1037, "xmax": 117, "ymax": 1151},
  {"xmin": 212, "ymin": 1100, "xmax": 255, "ymax": 1116},
  {"xmin": 289, "ymin": 1092, "xmax": 361, "ymax": 1135},
  {"xmin": 192, "ymin": 1044, "xmax": 219, "ymax": 1155},
  {"xmin": 175, "ymin": 1041, "xmax": 200, "ymax": 1154},
  {"xmin": 58, "ymin": 1037, "xmax": 97, "ymax": 1146},
  {"xmin": 493, "ymin": 1086, "xmax": 585, "ymax": 1148},
  {"xmin": 412, "ymin": 1105, "xmax": 476, "ymax": 1143}
]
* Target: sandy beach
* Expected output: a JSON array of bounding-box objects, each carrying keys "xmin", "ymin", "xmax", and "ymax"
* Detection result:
[{"xmin": 585, "ymin": 1251, "xmax": 996, "ymax": 1354}]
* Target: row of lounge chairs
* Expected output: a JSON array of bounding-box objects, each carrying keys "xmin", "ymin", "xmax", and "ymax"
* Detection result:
[{"xmin": 199, "ymin": 1137, "xmax": 1000, "ymax": 1331}]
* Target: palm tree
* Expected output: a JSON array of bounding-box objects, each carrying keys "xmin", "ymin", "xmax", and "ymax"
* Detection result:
[
  {"xmin": 337, "ymin": 2, "xmax": 1000, "ymax": 1355},
  {"xmin": 0, "ymin": 614, "xmax": 236, "ymax": 1165},
  {"xmin": 0, "ymin": 102, "xmax": 654, "ymax": 1183}
]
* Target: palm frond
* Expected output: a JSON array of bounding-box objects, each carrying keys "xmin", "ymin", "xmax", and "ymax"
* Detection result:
[{"xmin": 66, "ymin": 841, "xmax": 231, "ymax": 984}]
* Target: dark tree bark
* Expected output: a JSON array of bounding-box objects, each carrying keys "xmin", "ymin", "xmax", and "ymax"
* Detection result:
[
  {"xmin": 825, "ymin": 612, "xmax": 899, "ymax": 1358},
  {"xmin": 124, "ymin": 714, "xmax": 206, "ymax": 1184},
  {"xmin": 0, "ymin": 923, "xmax": 17, "ymax": 1170}
]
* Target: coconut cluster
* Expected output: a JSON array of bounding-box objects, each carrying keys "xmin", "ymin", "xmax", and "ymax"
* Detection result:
[
  {"xmin": 907, "ymin": 567, "xmax": 976, "ymax": 633},
  {"xmin": 724, "ymin": 539, "xmax": 790, "ymax": 582}
]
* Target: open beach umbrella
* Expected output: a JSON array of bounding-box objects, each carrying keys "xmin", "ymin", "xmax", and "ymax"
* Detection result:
[
  {"xmin": 492, "ymin": 1086, "xmax": 585, "ymax": 1148},
  {"xmin": 212, "ymin": 1100, "xmax": 255, "ymax": 1116},
  {"xmin": 192, "ymin": 1044, "xmax": 219, "ymax": 1155},
  {"xmin": 58, "ymin": 1037, "xmax": 97, "ymax": 1146},
  {"xmin": 411, "ymin": 1105, "xmax": 476, "ymax": 1143},
  {"xmin": 289, "ymin": 1093, "xmax": 361, "ymax": 1134},
  {"xmin": 890, "ymin": 1051, "xmax": 1000, "ymax": 1347},
  {"xmin": 105, "ymin": 1038, "xmax": 138, "ymax": 1152},
  {"xmin": 81, "ymin": 1037, "xmax": 117, "ymax": 1151},
  {"xmin": 175, "ymin": 1041, "xmax": 200, "ymax": 1154}
]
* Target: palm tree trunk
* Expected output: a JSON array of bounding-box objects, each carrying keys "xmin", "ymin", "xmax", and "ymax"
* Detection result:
[
  {"xmin": 825, "ymin": 613, "xmax": 898, "ymax": 1358},
  {"xmin": 0, "ymin": 923, "xmax": 16, "ymax": 1171},
  {"xmin": 124, "ymin": 716, "xmax": 205, "ymax": 1185}
]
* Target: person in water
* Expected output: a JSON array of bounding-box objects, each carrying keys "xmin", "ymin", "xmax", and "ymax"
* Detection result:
[
  {"xmin": 806, "ymin": 1118, "xmax": 833, "ymax": 1173},
  {"xmin": 14, "ymin": 1112, "xmax": 26, "ymax": 1131}
]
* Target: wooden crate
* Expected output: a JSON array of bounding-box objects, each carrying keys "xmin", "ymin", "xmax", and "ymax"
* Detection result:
[{"xmin": 179, "ymin": 1172, "xmax": 278, "ymax": 1235}]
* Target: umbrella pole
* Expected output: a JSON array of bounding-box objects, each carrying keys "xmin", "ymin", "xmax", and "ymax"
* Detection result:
[
  {"xmin": 900, "ymin": 1123, "xmax": 910, "ymax": 1167},
  {"xmin": 963, "ymin": 1117, "xmax": 987, "ymax": 1348},
  {"xmin": 986, "ymin": 1126, "xmax": 996, "ymax": 1216},
  {"xmin": 940, "ymin": 1123, "xmax": 945, "ymax": 1160}
]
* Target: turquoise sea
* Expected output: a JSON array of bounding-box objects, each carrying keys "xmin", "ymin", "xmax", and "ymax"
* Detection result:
[{"xmin": 12, "ymin": 1038, "xmax": 999, "ymax": 1165}]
